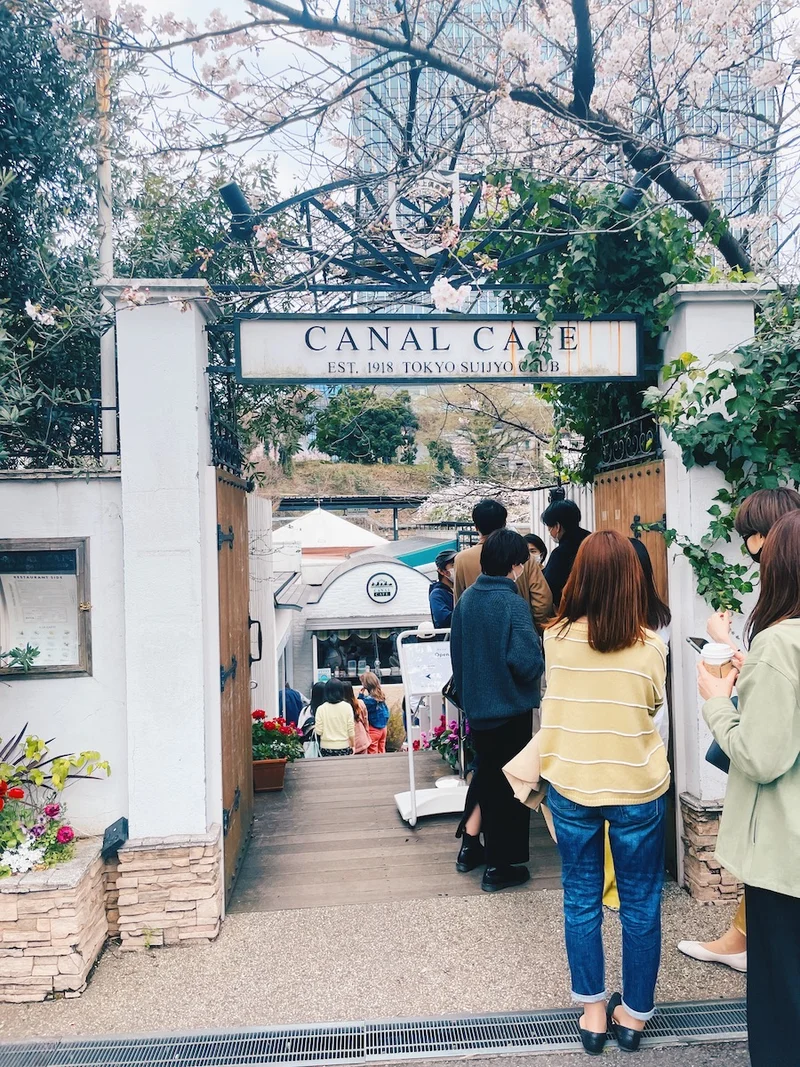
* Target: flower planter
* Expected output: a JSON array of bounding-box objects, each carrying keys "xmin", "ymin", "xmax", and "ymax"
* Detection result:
[{"xmin": 253, "ymin": 757, "xmax": 288, "ymax": 792}]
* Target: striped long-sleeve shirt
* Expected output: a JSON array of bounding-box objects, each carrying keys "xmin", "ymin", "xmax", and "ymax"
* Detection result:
[{"xmin": 540, "ymin": 621, "xmax": 670, "ymax": 807}]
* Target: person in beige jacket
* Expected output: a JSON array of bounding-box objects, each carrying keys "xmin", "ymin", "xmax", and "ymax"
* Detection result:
[
  {"xmin": 452, "ymin": 498, "xmax": 552, "ymax": 875},
  {"xmin": 454, "ymin": 499, "xmax": 553, "ymax": 630}
]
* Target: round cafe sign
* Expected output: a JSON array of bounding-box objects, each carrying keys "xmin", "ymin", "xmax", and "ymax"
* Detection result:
[{"xmin": 366, "ymin": 572, "xmax": 398, "ymax": 604}]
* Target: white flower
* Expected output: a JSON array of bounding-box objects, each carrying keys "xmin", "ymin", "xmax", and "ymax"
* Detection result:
[
  {"xmin": 116, "ymin": 2, "xmax": 145, "ymax": 32},
  {"xmin": 430, "ymin": 278, "xmax": 473, "ymax": 312},
  {"xmin": 501, "ymin": 28, "xmax": 534, "ymax": 57},
  {"xmin": 1, "ymin": 838, "xmax": 45, "ymax": 875},
  {"xmin": 82, "ymin": 0, "xmax": 111, "ymax": 19},
  {"xmin": 119, "ymin": 285, "xmax": 149, "ymax": 307},
  {"xmin": 254, "ymin": 225, "xmax": 280, "ymax": 252},
  {"xmin": 24, "ymin": 300, "xmax": 56, "ymax": 326}
]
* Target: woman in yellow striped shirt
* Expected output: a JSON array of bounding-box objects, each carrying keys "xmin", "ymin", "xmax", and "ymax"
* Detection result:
[{"xmin": 541, "ymin": 530, "xmax": 668, "ymax": 1056}]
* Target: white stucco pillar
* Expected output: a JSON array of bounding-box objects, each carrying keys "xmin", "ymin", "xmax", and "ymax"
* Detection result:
[
  {"xmin": 106, "ymin": 280, "xmax": 222, "ymax": 839},
  {"xmin": 661, "ymin": 283, "xmax": 771, "ymax": 894}
]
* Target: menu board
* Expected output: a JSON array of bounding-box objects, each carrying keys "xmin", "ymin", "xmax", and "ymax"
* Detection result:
[{"xmin": 0, "ymin": 550, "xmax": 81, "ymax": 668}]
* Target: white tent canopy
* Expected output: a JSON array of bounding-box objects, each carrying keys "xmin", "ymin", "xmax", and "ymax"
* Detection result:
[{"xmin": 273, "ymin": 507, "xmax": 388, "ymax": 551}]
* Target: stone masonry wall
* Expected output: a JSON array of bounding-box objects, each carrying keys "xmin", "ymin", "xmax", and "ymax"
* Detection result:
[
  {"xmin": 115, "ymin": 826, "xmax": 222, "ymax": 949},
  {"xmin": 0, "ymin": 838, "xmax": 107, "ymax": 1002},
  {"xmin": 681, "ymin": 792, "xmax": 743, "ymax": 902}
]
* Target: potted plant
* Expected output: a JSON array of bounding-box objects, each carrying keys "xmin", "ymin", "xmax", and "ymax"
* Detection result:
[{"xmin": 252, "ymin": 712, "xmax": 303, "ymax": 791}]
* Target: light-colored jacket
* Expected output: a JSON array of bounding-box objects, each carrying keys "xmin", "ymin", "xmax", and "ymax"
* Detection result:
[
  {"xmin": 704, "ymin": 618, "xmax": 800, "ymax": 898},
  {"xmin": 454, "ymin": 541, "xmax": 553, "ymax": 629}
]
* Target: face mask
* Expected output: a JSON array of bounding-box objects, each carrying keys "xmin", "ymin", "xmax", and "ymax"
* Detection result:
[
  {"xmin": 747, "ymin": 545, "xmax": 762, "ymax": 564},
  {"xmin": 529, "ymin": 553, "xmax": 542, "ymax": 565}
]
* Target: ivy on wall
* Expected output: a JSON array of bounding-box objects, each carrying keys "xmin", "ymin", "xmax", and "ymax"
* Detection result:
[{"xmin": 643, "ymin": 293, "xmax": 800, "ymax": 610}]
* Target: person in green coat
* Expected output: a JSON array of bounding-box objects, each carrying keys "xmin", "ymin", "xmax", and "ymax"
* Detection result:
[{"xmin": 699, "ymin": 509, "xmax": 800, "ymax": 1067}]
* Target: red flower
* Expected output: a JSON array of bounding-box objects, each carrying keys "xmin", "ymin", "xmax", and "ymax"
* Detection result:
[
  {"xmin": 56, "ymin": 826, "xmax": 74, "ymax": 844},
  {"xmin": 44, "ymin": 803, "xmax": 61, "ymax": 818},
  {"xmin": 7, "ymin": 788, "xmax": 24, "ymax": 800},
  {"xmin": 412, "ymin": 739, "xmax": 421, "ymax": 751},
  {"xmin": 0, "ymin": 781, "xmax": 6, "ymax": 797},
  {"xmin": 252, "ymin": 710, "xmax": 266, "ymax": 720}
]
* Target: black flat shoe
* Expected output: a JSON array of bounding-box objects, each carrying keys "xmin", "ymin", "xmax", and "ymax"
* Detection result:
[
  {"xmin": 456, "ymin": 833, "xmax": 486, "ymax": 873},
  {"xmin": 578, "ymin": 1025, "xmax": 607, "ymax": 1056},
  {"xmin": 607, "ymin": 992, "xmax": 643, "ymax": 1052},
  {"xmin": 480, "ymin": 865, "xmax": 530, "ymax": 892}
]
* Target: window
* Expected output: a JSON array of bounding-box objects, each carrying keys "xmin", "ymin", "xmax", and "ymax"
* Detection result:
[{"xmin": 0, "ymin": 539, "xmax": 91, "ymax": 678}]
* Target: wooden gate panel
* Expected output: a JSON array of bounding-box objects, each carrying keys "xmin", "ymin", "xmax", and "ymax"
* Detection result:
[
  {"xmin": 217, "ymin": 471, "xmax": 254, "ymax": 900},
  {"xmin": 594, "ymin": 459, "xmax": 676, "ymax": 877},
  {"xmin": 594, "ymin": 461, "xmax": 668, "ymax": 603}
]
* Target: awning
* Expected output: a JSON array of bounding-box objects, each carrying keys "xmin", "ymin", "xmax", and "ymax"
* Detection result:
[{"xmin": 307, "ymin": 614, "xmax": 427, "ymax": 633}]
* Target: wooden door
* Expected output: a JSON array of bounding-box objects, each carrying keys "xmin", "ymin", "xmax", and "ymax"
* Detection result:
[
  {"xmin": 594, "ymin": 460, "xmax": 676, "ymax": 877},
  {"xmin": 593, "ymin": 461, "xmax": 668, "ymax": 602},
  {"xmin": 217, "ymin": 470, "xmax": 254, "ymax": 901}
]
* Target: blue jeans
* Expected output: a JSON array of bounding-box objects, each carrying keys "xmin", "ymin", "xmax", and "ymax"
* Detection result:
[{"xmin": 548, "ymin": 785, "xmax": 666, "ymax": 1021}]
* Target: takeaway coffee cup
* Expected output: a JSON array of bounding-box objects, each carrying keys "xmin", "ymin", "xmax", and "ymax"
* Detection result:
[{"xmin": 702, "ymin": 642, "xmax": 735, "ymax": 678}]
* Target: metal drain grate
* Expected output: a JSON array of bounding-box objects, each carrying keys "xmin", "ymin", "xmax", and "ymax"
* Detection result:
[{"xmin": 0, "ymin": 1000, "xmax": 747, "ymax": 1067}]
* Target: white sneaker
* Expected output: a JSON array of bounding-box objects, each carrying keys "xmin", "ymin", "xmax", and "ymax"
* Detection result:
[{"xmin": 677, "ymin": 940, "xmax": 747, "ymax": 972}]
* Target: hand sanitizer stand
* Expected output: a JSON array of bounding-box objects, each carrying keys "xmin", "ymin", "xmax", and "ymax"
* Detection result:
[{"xmin": 394, "ymin": 626, "xmax": 469, "ymax": 826}]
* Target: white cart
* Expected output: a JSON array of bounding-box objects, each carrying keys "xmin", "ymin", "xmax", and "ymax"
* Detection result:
[{"xmin": 394, "ymin": 625, "xmax": 469, "ymax": 826}]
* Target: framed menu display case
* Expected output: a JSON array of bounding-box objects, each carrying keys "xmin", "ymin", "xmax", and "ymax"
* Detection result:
[{"xmin": 0, "ymin": 539, "xmax": 91, "ymax": 677}]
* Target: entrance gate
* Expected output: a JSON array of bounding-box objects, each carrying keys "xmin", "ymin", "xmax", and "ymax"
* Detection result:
[{"xmin": 216, "ymin": 469, "xmax": 254, "ymax": 901}]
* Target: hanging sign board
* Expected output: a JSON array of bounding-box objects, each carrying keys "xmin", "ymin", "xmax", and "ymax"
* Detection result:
[
  {"xmin": 235, "ymin": 314, "xmax": 643, "ymax": 385},
  {"xmin": 400, "ymin": 638, "xmax": 453, "ymax": 696}
]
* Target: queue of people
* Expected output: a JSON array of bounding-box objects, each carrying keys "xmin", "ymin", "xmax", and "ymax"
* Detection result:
[{"xmin": 446, "ymin": 491, "xmax": 800, "ymax": 1061}]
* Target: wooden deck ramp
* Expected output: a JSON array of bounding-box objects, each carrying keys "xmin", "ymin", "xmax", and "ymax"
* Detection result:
[{"xmin": 229, "ymin": 751, "xmax": 561, "ymax": 913}]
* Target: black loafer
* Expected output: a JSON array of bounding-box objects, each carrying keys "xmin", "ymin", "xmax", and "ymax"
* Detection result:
[
  {"xmin": 456, "ymin": 833, "xmax": 486, "ymax": 873},
  {"xmin": 480, "ymin": 865, "xmax": 530, "ymax": 892},
  {"xmin": 607, "ymin": 992, "xmax": 643, "ymax": 1052},
  {"xmin": 578, "ymin": 1025, "xmax": 607, "ymax": 1056}
]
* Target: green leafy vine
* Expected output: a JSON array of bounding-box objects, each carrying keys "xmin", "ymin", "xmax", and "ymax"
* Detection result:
[{"xmin": 643, "ymin": 293, "xmax": 800, "ymax": 610}]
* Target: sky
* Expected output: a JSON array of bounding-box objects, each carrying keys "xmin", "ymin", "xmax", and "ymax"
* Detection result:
[{"xmin": 137, "ymin": 0, "xmax": 324, "ymax": 198}]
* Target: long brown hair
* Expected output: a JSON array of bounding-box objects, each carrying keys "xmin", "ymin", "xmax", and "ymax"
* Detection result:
[
  {"xmin": 341, "ymin": 681, "xmax": 367, "ymax": 724},
  {"xmin": 549, "ymin": 530, "xmax": 649, "ymax": 652},
  {"xmin": 746, "ymin": 510, "xmax": 800, "ymax": 643},
  {"xmin": 359, "ymin": 671, "xmax": 386, "ymax": 702}
]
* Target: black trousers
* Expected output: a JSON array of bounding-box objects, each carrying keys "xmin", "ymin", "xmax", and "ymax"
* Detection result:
[
  {"xmin": 461, "ymin": 712, "xmax": 532, "ymax": 867},
  {"xmin": 745, "ymin": 883, "xmax": 800, "ymax": 1067}
]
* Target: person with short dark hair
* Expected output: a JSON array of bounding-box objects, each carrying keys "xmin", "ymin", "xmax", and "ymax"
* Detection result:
[
  {"xmin": 541, "ymin": 498, "xmax": 591, "ymax": 609},
  {"xmin": 523, "ymin": 533, "xmax": 548, "ymax": 567},
  {"xmin": 450, "ymin": 528, "xmax": 544, "ymax": 892},
  {"xmin": 278, "ymin": 681, "xmax": 305, "ymax": 726},
  {"xmin": 454, "ymin": 498, "xmax": 552, "ymax": 627},
  {"xmin": 429, "ymin": 548, "xmax": 457, "ymax": 628}
]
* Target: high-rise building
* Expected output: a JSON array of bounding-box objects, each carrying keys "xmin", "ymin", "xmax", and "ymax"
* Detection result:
[{"xmin": 348, "ymin": 1, "xmax": 778, "ymax": 252}]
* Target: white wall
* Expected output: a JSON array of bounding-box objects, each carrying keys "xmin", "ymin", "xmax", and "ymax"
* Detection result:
[
  {"xmin": 248, "ymin": 495, "xmax": 278, "ymax": 718},
  {"xmin": 0, "ymin": 473, "xmax": 127, "ymax": 836},
  {"xmin": 661, "ymin": 285, "xmax": 765, "ymax": 808},
  {"xmin": 305, "ymin": 559, "xmax": 432, "ymax": 623},
  {"xmin": 110, "ymin": 279, "xmax": 221, "ymax": 839}
]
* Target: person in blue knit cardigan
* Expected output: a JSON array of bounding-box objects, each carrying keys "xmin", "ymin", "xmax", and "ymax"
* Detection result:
[{"xmin": 450, "ymin": 528, "xmax": 544, "ymax": 893}]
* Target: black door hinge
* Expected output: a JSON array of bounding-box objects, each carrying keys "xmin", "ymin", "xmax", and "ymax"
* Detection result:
[
  {"xmin": 217, "ymin": 524, "xmax": 235, "ymax": 551},
  {"xmin": 220, "ymin": 654, "xmax": 238, "ymax": 693},
  {"xmin": 222, "ymin": 785, "xmax": 241, "ymax": 837}
]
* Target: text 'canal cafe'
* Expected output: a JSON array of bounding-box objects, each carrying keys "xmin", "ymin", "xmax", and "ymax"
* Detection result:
[{"xmin": 270, "ymin": 508, "xmax": 455, "ymax": 697}]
